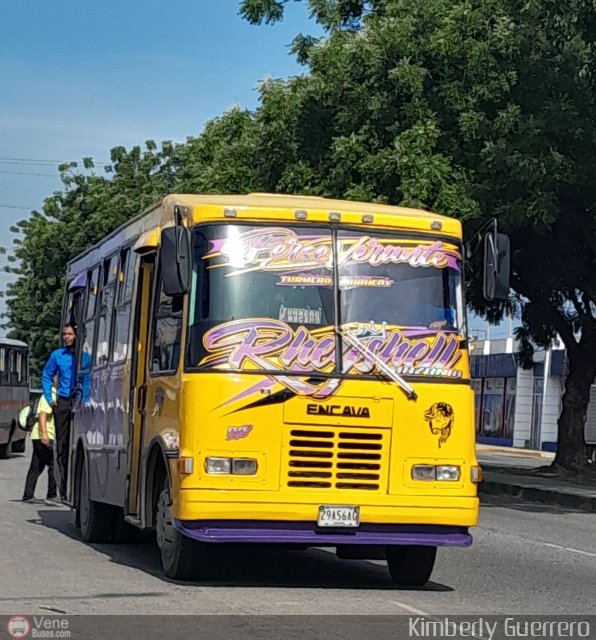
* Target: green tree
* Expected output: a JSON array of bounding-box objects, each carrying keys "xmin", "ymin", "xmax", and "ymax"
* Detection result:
[
  {"xmin": 241, "ymin": 0, "xmax": 596, "ymax": 469},
  {"xmin": 175, "ymin": 108, "xmax": 261, "ymax": 194},
  {"xmin": 5, "ymin": 145, "xmax": 174, "ymax": 383}
]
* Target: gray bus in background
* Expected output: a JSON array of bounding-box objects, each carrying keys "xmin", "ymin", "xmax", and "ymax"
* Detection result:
[{"xmin": 0, "ymin": 338, "xmax": 29, "ymax": 458}]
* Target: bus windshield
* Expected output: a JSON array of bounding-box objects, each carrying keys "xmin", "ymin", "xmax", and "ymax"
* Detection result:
[
  {"xmin": 338, "ymin": 230, "xmax": 463, "ymax": 332},
  {"xmin": 187, "ymin": 224, "xmax": 464, "ymax": 378}
]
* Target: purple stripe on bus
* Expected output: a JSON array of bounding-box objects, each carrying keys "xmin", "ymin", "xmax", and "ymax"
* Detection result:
[{"xmin": 173, "ymin": 520, "xmax": 472, "ymax": 547}]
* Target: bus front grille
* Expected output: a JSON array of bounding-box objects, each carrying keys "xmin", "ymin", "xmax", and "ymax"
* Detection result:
[{"xmin": 285, "ymin": 428, "xmax": 389, "ymax": 491}]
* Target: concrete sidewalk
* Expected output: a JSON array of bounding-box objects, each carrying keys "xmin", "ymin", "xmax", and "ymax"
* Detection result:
[
  {"xmin": 476, "ymin": 443, "xmax": 555, "ymax": 459},
  {"xmin": 477, "ymin": 446, "xmax": 596, "ymax": 512}
]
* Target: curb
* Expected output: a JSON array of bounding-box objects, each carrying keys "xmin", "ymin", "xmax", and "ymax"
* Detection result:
[{"xmin": 479, "ymin": 476, "xmax": 596, "ymax": 512}]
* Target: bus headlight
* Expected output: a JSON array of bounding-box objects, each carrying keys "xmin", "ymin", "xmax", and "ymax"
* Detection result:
[
  {"xmin": 204, "ymin": 457, "xmax": 259, "ymax": 475},
  {"xmin": 436, "ymin": 465, "xmax": 460, "ymax": 481},
  {"xmin": 205, "ymin": 457, "xmax": 231, "ymax": 474},
  {"xmin": 411, "ymin": 464, "xmax": 461, "ymax": 481},
  {"xmin": 411, "ymin": 465, "xmax": 436, "ymax": 481},
  {"xmin": 232, "ymin": 458, "xmax": 258, "ymax": 475}
]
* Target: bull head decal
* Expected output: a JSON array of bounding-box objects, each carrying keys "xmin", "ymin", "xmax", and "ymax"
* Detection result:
[{"xmin": 424, "ymin": 402, "xmax": 454, "ymax": 448}]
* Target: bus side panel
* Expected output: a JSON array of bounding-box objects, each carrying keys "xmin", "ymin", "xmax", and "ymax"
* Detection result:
[
  {"xmin": 73, "ymin": 368, "xmax": 101, "ymax": 499},
  {"xmin": 0, "ymin": 346, "xmax": 29, "ymax": 449},
  {"xmin": 0, "ymin": 380, "xmax": 28, "ymax": 447},
  {"xmin": 0, "ymin": 386, "xmax": 19, "ymax": 445},
  {"xmin": 102, "ymin": 359, "xmax": 129, "ymax": 505},
  {"xmin": 78, "ymin": 361, "xmax": 127, "ymax": 506},
  {"xmin": 74, "ymin": 366, "xmax": 117, "ymax": 506}
]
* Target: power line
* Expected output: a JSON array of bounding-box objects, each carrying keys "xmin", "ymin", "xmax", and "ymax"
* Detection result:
[
  {"xmin": 0, "ymin": 204, "xmax": 36, "ymax": 210},
  {"xmin": 0, "ymin": 170, "xmax": 58, "ymax": 177},
  {"xmin": 0, "ymin": 158, "xmax": 62, "ymax": 167},
  {"xmin": 0, "ymin": 156, "xmax": 112, "ymax": 165},
  {"xmin": 0, "ymin": 156, "xmax": 67, "ymax": 164}
]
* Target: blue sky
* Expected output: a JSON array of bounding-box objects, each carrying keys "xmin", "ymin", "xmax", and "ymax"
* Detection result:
[
  {"xmin": 0, "ymin": 0, "xmax": 507, "ymax": 338},
  {"xmin": 0, "ymin": 1, "xmax": 317, "ymax": 199}
]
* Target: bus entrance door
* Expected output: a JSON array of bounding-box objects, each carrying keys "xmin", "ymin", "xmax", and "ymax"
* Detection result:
[{"xmin": 125, "ymin": 255, "xmax": 154, "ymax": 520}]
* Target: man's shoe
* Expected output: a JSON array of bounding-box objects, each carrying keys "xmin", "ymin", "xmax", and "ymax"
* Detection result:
[
  {"xmin": 22, "ymin": 497, "xmax": 36, "ymax": 503},
  {"xmin": 44, "ymin": 497, "xmax": 61, "ymax": 506}
]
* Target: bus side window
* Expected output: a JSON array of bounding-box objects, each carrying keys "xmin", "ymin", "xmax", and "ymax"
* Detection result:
[
  {"xmin": 4, "ymin": 349, "xmax": 11, "ymax": 384},
  {"xmin": 95, "ymin": 255, "xmax": 118, "ymax": 368},
  {"xmin": 81, "ymin": 266, "xmax": 100, "ymax": 374},
  {"xmin": 7, "ymin": 350, "xmax": 16, "ymax": 384},
  {"xmin": 150, "ymin": 273, "xmax": 183, "ymax": 375},
  {"xmin": 64, "ymin": 290, "xmax": 78, "ymax": 326},
  {"xmin": 15, "ymin": 351, "xmax": 22, "ymax": 383},
  {"xmin": 0, "ymin": 347, "xmax": 5, "ymax": 383},
  {"xmin": 119, "ymin": 247, "xmax": 136, "ymax": 304},
  {"xmin": 112, "ymin": 247, "xmax": 137, "ymax": 362},
  {"xmin": 22, "ymin": 350, "xmax": 28, "ymax": 384}
]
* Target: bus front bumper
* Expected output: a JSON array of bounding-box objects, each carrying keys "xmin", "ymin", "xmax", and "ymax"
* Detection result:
[
  {"xmin": 173, "ymin": 520, "xmax": 472, "ymax": 547},
  {"xmin": 174, "ymin": 490, "xmax": 477, "ymax": 547},
  {"xmin": 176, "ymin": 490, "xmax": 478, "ymax": 525}
]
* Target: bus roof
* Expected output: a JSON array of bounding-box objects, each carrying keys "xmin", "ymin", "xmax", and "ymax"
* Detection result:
[
  {"xmin": 168, "ymin": 193, "xmax": 462, "ymax": 237},
  {"xmin": 0, "ymin": 337, "xmax": 27, "ymax": 348}
]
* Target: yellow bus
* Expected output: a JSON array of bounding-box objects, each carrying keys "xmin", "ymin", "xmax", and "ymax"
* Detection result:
[{"xmin": 63, "ymin": 193, "xmax": 509, "ymax": 584}]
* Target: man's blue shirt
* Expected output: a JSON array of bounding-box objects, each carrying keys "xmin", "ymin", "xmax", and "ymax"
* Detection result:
[{"xmin": 42, "ymin": 347, "xmax": 75, "ymax": 404}]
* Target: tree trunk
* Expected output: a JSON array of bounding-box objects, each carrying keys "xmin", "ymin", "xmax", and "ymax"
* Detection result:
[{"xmin": 554, "ymin": 349, "xmax": 595, "ymax": 469}]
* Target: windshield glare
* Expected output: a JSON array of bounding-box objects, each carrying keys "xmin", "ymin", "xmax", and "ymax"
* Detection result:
[{"xmin": 187, "ymin": 224, "xmax": 464, "ymax": 377}]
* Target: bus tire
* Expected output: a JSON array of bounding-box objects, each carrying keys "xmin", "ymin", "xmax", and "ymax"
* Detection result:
[
  {"xmin": 386, "ymin": 545, "xmax": 437, "ymax": 587},
  {"xmin": 156, "ymin": 478, "xmax": 210, "ymax": 581},
  {"xmin": 0, "ymin": 442, "xmax": 10, "ymax": 459},
  {"xmin": 78, "ymin": 459, "xmax": 113, "ymax": 543}
]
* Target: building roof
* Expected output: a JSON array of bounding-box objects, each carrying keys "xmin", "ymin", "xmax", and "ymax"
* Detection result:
[{"xmin": 0, "ymin": 337, "xmax": 27, "ymax": 347}]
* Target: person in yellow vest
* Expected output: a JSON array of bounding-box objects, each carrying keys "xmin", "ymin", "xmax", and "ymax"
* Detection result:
[{"xmin": 21, "ymin": 379, "xmax": 59, "ymax": 505}]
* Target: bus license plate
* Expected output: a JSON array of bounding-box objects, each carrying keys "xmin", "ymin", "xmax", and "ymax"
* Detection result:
[{"xmin": 317, "ymin": 505, "xmax": 360, "ymax": 528}]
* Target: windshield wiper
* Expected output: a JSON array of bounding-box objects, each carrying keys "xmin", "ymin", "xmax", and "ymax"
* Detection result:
[{"xmin": 339, "ymin": 327, "xmax": 418, "ymax": 401}]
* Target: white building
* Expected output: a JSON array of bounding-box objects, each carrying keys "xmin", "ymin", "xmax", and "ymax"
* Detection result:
[{"xmin": 470, "ymin": 338, "xmax": 566, "ymax": 451}]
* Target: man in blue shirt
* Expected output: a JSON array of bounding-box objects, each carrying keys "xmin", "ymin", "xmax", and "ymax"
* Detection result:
[{"xmin": 41, "ymin": 324, "xmax": 77, "ymax": 500}]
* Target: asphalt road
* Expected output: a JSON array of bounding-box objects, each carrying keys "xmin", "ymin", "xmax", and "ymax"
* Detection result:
[{"xmin": 1, "ymin": 448, "xmax": 595, "ymax": 617}]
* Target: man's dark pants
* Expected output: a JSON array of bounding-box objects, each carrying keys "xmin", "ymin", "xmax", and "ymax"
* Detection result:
[
  {"xmin": 54, "ymin": 396, "xmax": 72, "ymax": 499},
  {"xmin": 23, "ymin": 440, "xmax": 57, "ymax": 500}
]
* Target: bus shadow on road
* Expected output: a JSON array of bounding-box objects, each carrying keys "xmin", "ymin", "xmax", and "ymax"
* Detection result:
[{"xmin": 30, "ymin": 508, "xmax": 454, "ymax": 592}]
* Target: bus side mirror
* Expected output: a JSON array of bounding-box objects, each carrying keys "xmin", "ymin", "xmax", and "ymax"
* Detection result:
[
  {"xmin": 160, "ymin": 226, "xmax": 191, "ymax": 296},
  {"xmin": 483, "ymin": 232, "xmax": 510, "ymax": 301}
]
